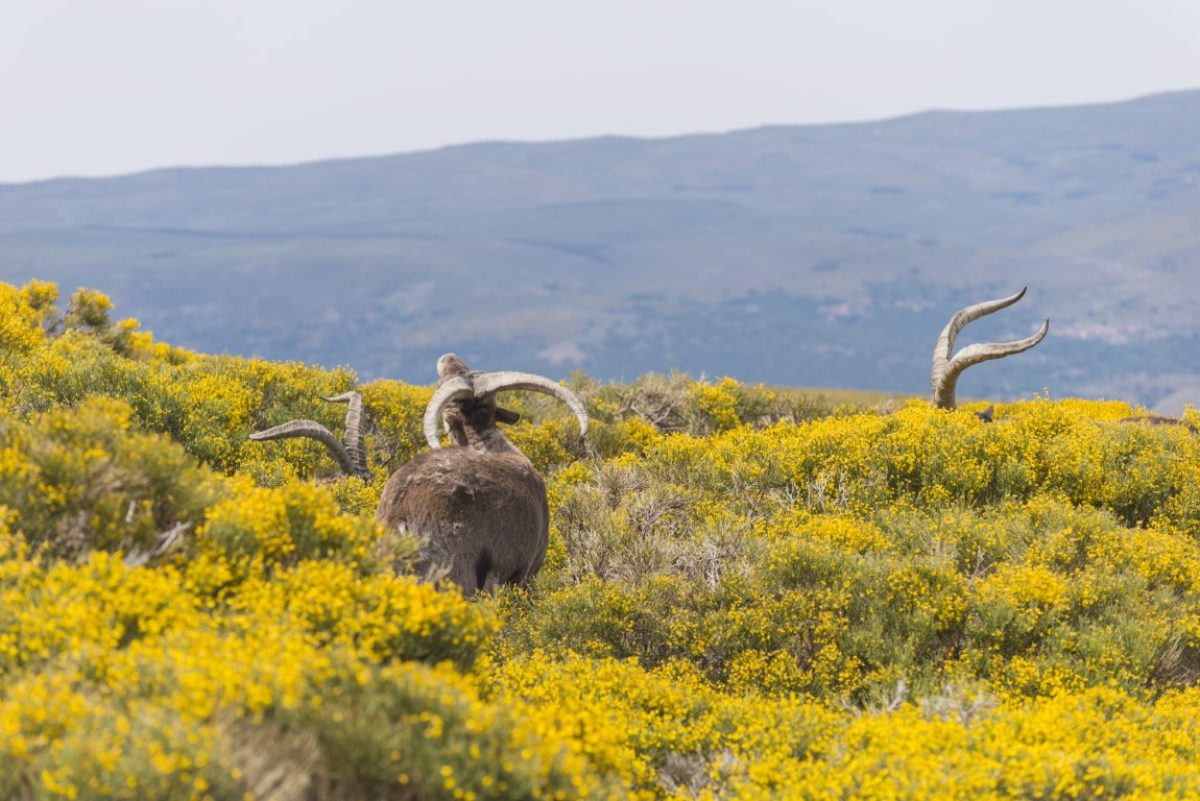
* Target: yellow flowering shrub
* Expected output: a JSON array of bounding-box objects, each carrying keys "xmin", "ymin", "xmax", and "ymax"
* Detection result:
[
  {"xmin": 0, "ymin": 397, "xmax": 215, "ymax": 559},
  {"xmin": 0, "ymin": 543, "xmax": 596, "ymax": 799},
  {"xmin": 196, "ymin": 477, "xmax": 380, "ymax": 569},
  {"xmin": 359, "ymin": 378, "xmax": 434, "ymax": 468},
  {"xmin": 0, "ymin": 282, "xmax": 51, "ymax": 359},
  {"xmin": 3, "ymin": 280, "xmax": 1200, "ymax": 799}
]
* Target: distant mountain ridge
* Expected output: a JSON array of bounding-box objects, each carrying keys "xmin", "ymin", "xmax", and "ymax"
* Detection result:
[{"xmin": 2, "ymin": 90, "xmax": 1198, "ymax": 410}]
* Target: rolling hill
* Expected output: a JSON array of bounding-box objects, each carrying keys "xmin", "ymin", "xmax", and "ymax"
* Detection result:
[{"xmin": 2, "ymin": 89, "xmax": 1198, "ymax": 409}]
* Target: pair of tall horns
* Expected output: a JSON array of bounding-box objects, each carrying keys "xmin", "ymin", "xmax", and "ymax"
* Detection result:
[
  {"xmin": 931, "ymin": 287, "xmax": 1050, "ymax": 410},
  {"xmin": 422, "ymin": 355, "xmax": 589, "ymax": 449},
  {"xmin": 248, "ymin": 355, "xmax": 589, "ymax": 477}
]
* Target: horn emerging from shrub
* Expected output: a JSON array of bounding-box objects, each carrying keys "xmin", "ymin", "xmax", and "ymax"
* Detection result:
[
  {"xmin": 931, "ymin": 288, "xmax": 1049, "ymax": 410},
  {"xmin": 249, "ymin": 391, "xmax": 370, "ymax": 479}
]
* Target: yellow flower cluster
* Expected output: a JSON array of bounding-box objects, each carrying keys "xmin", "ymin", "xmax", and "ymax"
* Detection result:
[
  {"xmin": 2, "ymin": 279, "xmax": 1200, "ymax": 799},
  {"xmin": 493, "ymin": 651, "xmax": 1200, "ymax": 800},
  {"xmin": 0, "ymin": 525, "xmax": 583, "ymax": 799}
]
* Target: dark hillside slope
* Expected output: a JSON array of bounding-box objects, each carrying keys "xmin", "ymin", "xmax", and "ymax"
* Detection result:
[{"xmin": 2, "ymin": 90, "xmax": 1198, "ymax": 408}]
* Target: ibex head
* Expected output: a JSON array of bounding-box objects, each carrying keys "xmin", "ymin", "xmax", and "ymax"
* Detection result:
[
  {"xmin": 423, "ymin": 353, "xmax": 588, "ymax": 451},
  {"xmin": 249, "ymin": 354, "xmax": 589, "ymax": 477},
  {"xmin": 931, "ymin": 288, "xmax": 1049, "ymax": 411}
]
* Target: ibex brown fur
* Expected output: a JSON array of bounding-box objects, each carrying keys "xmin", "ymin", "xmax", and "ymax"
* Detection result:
[{"xmin": 250, "ymin": 354, "xmax": 588, "ymax": 594}]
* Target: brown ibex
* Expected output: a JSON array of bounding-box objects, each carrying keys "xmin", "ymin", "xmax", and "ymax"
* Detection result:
[
  {"xmin": 250, "ymin": 354, "xmax": 588, "ymax": 594},
  {"xmin": 931, "ymin": 287, "xmax": 1050, "ymax": 414}
]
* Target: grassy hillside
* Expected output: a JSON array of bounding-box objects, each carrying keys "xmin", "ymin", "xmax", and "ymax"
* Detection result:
[
  {"xmin": 2, "ymin": 91, "xmax": 1199, "ymax": 408},
  {"xmin": 2, "ymin": 280, "xmax": 1200, "ymax": 799}
]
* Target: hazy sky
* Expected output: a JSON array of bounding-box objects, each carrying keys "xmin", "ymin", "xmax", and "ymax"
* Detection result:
[{"xmin": 3, "ymin": 0, "xmax": 1199, "ymax": 182}]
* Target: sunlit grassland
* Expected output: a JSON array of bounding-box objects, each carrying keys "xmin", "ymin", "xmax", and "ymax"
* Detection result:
[{"xmin": 771, "ymin": 384, "xmax": 911, "ymax": 407}]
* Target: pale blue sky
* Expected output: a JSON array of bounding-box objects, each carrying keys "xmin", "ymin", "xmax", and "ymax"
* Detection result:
[{"xmin": 3, "ymin": 0, "xmax": 1199, "ymax": 182}]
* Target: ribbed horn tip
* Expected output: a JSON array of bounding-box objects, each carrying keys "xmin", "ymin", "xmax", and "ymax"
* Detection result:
[
  {"xmin": 245, "ymin": 419, "xmax": 360, "ymax": 476},
  {"xmin": 248, "ymin": 423, "xmax": 310, "ymax": 441},
  {"xmin": 321, "ymin": 392, "xmax": 359, "ymax": 404},
  {"xmin": 248, "ymin": 419, "xmax": 331, "ymax": 440}
]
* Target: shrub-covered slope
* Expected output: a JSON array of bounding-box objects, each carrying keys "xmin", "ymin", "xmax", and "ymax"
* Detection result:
[{"xmin": 1, "ymin": 280, "xmax": 1199, "ymax": 800}]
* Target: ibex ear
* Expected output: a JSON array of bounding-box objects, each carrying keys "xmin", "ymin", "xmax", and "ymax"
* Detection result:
[
  {"xmin": 496, "ymin": 407, "xmax": 521, "ymax": 425},
  {"xmin": 975, "ymin": 404, "xmax": 995, "ymax": 423}
]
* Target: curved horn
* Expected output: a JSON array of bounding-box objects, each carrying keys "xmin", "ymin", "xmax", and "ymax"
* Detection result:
[
  {"xmin": 934, "ymin": 288, "xmax": 1029, "ymax": 363},
  {"xmin": 323, "ymin": 392, "xmax": 369, "ymax": 478},
  {"xmin": 249, "ymin": 420, "xmax": 359, "ymax": 477},
  {"xmin": 423, "ymin": 376, "xmax": 474, "ymax": 449},
  {"xmin": 931, "ymin": 287, "xmax": 1049, "ymax": 410},
  {"xmin": 472, "ymin": 371, "xmax": 589, "ymax": 438}
]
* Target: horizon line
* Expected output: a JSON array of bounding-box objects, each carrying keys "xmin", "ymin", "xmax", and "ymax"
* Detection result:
[{"xmin": 4, "ymin": 84, "xmax": 1197, "ymax": 188}]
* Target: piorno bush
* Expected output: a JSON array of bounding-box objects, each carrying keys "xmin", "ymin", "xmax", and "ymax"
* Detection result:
[
  {"xmin": 0, "ymin": 398, "xmax": 214, "ymax": 559},
  {"xmin": 2, "ymin": 280, "xmax": 1200, "ymax": 799}
]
